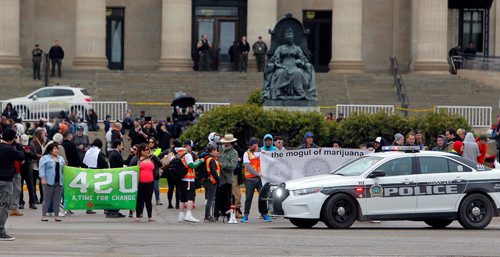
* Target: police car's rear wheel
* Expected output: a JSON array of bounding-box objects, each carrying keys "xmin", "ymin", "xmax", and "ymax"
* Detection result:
[
  {"xmin": 322, "ymin": 194, "xmax": 357, "ymax": 229},
  {"xmin": 289, "ymin": 218, "xmax": 318, "ymax": 229},
  {"xmin": 424, "ymin": 219, "xmax": 453, "ymax": 229},
  {"xmin": 458, "ymin": 194, "xmax": 493, "ymax": 229}
]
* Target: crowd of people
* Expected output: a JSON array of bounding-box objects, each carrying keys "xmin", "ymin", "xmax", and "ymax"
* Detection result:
[{"xmin": 0, "ymin": 105, "xmax": 499, "ymax": 241}]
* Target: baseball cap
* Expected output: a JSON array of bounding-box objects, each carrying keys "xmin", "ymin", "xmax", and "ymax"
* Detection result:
[
  {"xmin": 183, "ymin": 139, "xmax": 195, "ymax": 147},
  {"xmin": 78, "ymin": 125, "xmax": 84, "ymax": 131},
  {"xmin": 21, "ymin": 134, "xmax": 29, "ymax": 146},
  {"xmin": 304, "ymin": 132, "xmax": 314, "ymax": 139},
  {"xmin": 247, "ymin": 137, "xmax": 259, "ymax": 146},
  {"xmin": 375, "ymin": 137, "xmax": 382, "ymax": 143}
]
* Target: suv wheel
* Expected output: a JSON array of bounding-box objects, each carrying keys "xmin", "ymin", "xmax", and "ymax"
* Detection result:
[
  {"xmin": 424, "ymin": 219, "xmax": 453, "ymax": 229},
  {"xmin": 289, "ymin": 218, "xmax": 318, "ymax": 228},
  {"xmin": 457, "ymin": 194, "xmax": 493, "ymax": 229},
  {"xmin": 322, "ymin": 193, "xmax": 357, "ymax": 229}
]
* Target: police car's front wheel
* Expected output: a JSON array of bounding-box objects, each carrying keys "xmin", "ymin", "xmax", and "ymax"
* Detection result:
[
  {"xmin": 424, "ymin": 219, "xmax": 453, "ymax": 229},
  {"xmin": 322, "ymin": 194, "xmax": 357, "ymax": 229},
  {"xmin": 289, "ymin": 218, "xmax": 319, "ymax": 228},
  {"xmin": 458, "ymin": 194, "xmax": 493, "ymax": 229}
]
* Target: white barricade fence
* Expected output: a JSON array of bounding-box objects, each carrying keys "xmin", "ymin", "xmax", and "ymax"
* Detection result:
[
  {"xmin": 1, "ymin": 101, "xmax": 50, "ymax": 122},
  {"xmin": 196, "ymin": 102, "xmax": 230, "ymax": 112},
  {"xmin": 70, "ymin": 101, "xmax": 128, "ymax": 122},
  {"xmin": 336, "ymin": 104, "xmax": 395, "ymax": 118},
  {"xmin": 434, "ymin": 106, "xmax": 492, "ymax": 128}
]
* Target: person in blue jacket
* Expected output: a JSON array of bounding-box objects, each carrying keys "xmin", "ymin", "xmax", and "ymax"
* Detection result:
[{"xmin": 261, "ymin": 134, "xmax": 278, "ymax": 152}]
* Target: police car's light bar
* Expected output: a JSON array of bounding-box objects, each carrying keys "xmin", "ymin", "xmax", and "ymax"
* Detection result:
[{"xmin": 382, "ymin": 146, "xmax": 421, "ymax": 152}]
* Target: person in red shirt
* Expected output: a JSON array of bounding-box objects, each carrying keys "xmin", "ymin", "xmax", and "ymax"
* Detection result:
[
  {"xmin": 476, "ymin": 135, "xmax": 488, "ymax": 164},
  {"xmin": 134, "ymin": 143, "xmax": 161, "ymax": 222}
]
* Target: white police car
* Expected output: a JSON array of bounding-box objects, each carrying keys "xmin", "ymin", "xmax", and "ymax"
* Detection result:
[{"xmin": 270, "ymin": 146, "xmax": 500, "ymax": 229}]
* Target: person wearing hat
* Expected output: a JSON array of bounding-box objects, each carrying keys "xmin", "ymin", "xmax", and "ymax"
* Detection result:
[
  {"xmin": 177, "ymin": 139, "xmax": 204, "ymax": 223},
  {"xmin": 298, "ymin": 132, "xmax": 318, "ymax": 149},
  {"xmin": 73, "ymin": 125, "xmax": 90, "ymax": 161},
  {"xmin": 218, "ymin": 134, "xmax": 240, "ymax": 219},
  {"xmin": 19, "ymin": 134, "xmax": 37, "ymax": 210},
  {"xmin": 432, "ymin": 135, "xmax": 448, "ymax": 152},
  {"xmin": 392, "ymin": 133, "xmax": 404, "ymax": 146},
  {"xmin": 0, "ymin": 129, "xmax": 25, "ymax": 241},
  {"xmin": 242, "ymin": 137, "xmax": 271, "ymax": 223}
]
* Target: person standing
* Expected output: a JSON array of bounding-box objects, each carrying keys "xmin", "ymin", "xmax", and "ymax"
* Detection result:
[
  {"xmin": 238, "ymin": 36, "xmax": 250, "ymax": 72},
  {"xmin": 202, "ymin": 144, "xmax": 220, "ymax": 223},
  {"xmin": 0, "ymin": 129, "xmax": 25, "ymax": 241},
  {"xmin": 82, "ymin": 139, "xmax": 108, "ymax": 215},
  {"xmin": 32, "ymin": 44, "xmax": 43, "ymax": 80},
  {"xmin": 107, "ymin": 140, "xmax": 126, "ymax": 218},
  {"xmin": 61, "ymin": 132, "xmax": 85, "ymax": 168},
  {"xmin": 218, "ymin": 134, "xmax": 239, "ymax": 219},
  {"xmin": 252, "ymin": 36, "xmax": 268, "ymax": 72},
  {"xmin": 133, "ymin": 143, "xmax": 156, "ymax": 222},
  {"xmin": 39, "ymin": 143, "xmax": 65, "ymax": 222},
  {"xmin": 19, "ymin": 135, "xmax": 37, "ymax": 210},
  {"xmin": 48, "ymin": 40, "xmax": 64, "ymax": 78},
  {"xmin": 432, "ymin": 135, "xmax": 448, "ymax": 152},
  {"xmin": 298, "ymin": 132, "xmax": 319, "ymax": 149},
  {"xmin": 177, "ymin": 140, "xmax": 204, "ymax": 223},
  {"xmin": 241, "ymin": 137, "xmax": 271, "ymax": 223},
  {"xmin": 197, "ymin": 34, "xmax": 212, "ymax": 71},
  {"xmin": 462, "ymin": 132, "xmax": 480, "ymax": 162},
  {"xmin": 31, "ymin": 128, "xmax": 46, "ymax": 204},
  {"xmin": 129, "ymin": 118, "xmax": 148, "ymax": 147},
  {"xmin": 73, "ymin": 125, "xmax": 90, "ymax": 161}
]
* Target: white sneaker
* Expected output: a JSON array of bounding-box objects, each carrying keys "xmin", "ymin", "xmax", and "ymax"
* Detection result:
[
  {"xmin": 184, "ymin": 212, "xmax": 200, "ymax": 223},
  {"xmin": 178, "ymin": 212, "xmax": 185, "ymax": 222},
  {"xmin": 58, "ymin": 212, "xmax": 65, "ymax": 217},
  {"xmin": 48, "ymin": 212, "xmax": 54, "ymax": 217}
]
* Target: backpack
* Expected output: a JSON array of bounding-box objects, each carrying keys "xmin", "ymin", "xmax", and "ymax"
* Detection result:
[
  {"xmin": 168, "ymin": 153, "xmax": 188, "ymax": 181},
  {"xmin": 195, "ymin": 156, "xmax": 211, "ymax": 185}
]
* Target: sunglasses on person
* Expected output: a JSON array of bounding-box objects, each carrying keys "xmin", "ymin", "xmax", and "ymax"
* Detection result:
[
  {"xmin": 142, "ymin": 148, "xmax": 150, "ymax": 152},
  {"xmin": 275, "ymin": 140, "xmax": 283, "ymax": 144}
]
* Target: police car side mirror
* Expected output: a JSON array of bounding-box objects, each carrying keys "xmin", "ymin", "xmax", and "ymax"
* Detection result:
[{"xmin": 368, "ymin": 170, "xmax": 386, "ymax": 178}]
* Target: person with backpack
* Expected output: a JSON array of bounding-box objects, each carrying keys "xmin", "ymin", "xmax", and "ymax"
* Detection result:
[
  {"xmin": 158, "ymin": 140, "xmax": 181, "ymax": 209},
  {"xmin": 201, "ymin": 144, "xmax": 220, "ymax": 223},
  {"xmin": 177, "ymin": 140, "xmax": 204, "ymax": 223}
]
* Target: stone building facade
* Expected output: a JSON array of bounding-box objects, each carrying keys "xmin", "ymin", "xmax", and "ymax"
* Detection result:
[{"xmin": 0, "ymin": 0, "xmax": 498, "ymax": 73}]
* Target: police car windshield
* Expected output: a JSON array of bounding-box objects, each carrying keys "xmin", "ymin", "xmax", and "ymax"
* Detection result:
[{"xmin": 332, "ymin": 156, "xmax": 384, "ymax": 176}]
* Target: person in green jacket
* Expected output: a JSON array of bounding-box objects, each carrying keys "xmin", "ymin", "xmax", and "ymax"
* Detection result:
[{"xmin": 217, "ymin": 134, "xmax": 239, "ymax": 219}]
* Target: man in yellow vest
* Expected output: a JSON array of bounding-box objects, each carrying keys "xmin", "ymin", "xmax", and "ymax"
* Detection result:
[{"xmin": 241, "ymin": 137, "xmax": 271, "ymax": 222}]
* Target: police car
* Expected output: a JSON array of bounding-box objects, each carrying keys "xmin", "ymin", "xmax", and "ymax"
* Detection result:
[{"xmin": 270, "ymin": 146, "xmax": 500, "ymax": 229}]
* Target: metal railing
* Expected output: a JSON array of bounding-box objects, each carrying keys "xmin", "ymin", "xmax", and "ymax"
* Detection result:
[
  {"xmin": 70, "ymin": 101, "xmax": 128, "ymax": 122},
  {"xmin": 435, "ymin": 106, "xmax": 492, "ymax": 128},
  {"xmin": 389, "ymin": 56, "xmax": 409, "ymax": 116},
  {"xmin": 336, "ymin": 104, "xmax": 395, "ymax": 118},
  {"xmin": 1, "ymin": 101, "xmax": 50, "ymax": 122},
  {"xmin": 0, "ymin": 100, "xmax": 128, "ymax": 122},
  {"xmin": 196, "ymin": 102, "xmax": 230, "ymax": 111}
]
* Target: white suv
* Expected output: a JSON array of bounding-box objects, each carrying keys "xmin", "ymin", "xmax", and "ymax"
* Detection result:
[{"xmin": 3, "ymin": 86, "xmax": 93, "ymax": 121}]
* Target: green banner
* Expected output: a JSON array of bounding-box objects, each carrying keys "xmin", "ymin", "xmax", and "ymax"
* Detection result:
[{"xmin": 63, "ymin": 166, "xmax": 139, "ymax": 210}]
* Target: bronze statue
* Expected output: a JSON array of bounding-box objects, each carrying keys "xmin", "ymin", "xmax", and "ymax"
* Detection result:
[{"xmin": 262, "ymin": 27, "xmax": 317, "ymax": 102}]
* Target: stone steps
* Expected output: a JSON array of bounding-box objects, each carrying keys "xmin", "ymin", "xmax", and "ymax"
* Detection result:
[{"xmin": 1, "ymin": 69, "xmax": 498, "ymax": 119}]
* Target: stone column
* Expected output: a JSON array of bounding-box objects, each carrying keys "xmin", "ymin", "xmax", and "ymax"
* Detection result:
[
  {"xmin": 329, "ymin": 0, "xmax": 364, "ymax": 73},
  {"xmin": 0, "ymin": 0, "xmax": 21, "ymax": 68},
  {"xmin": 158, "ymin": 0, "xmax": 192, "ymax": 71},
  {"xmin": 246, "ymin": 0, "xmax": 277, "ymax": 72},
  {"xmin": 413, "ymin": 0, "xmax": 449, "ymax": 72},
  {"xmin": 73, "ymin": 0, "xmax": 108, "ymax": 69}
]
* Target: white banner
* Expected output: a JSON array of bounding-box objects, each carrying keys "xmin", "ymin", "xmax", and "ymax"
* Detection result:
[{"xmin": 260, "ymin": 148, "xmax": 372, "ymax": 185}]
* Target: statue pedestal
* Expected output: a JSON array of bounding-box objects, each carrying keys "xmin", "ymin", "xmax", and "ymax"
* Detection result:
[{"xmin": 263, "ymin": 100, "xmax": 320, "ymax": 112}]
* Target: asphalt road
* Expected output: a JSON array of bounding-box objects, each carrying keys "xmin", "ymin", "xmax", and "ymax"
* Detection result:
[{"xmin": 3, "ymin": 194, "xmax": 500, "ymax": 257}]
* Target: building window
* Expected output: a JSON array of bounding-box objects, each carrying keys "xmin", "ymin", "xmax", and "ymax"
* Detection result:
[{"xmin": 460, "ymin": 9, "xmax": 485, "ymax": 53}]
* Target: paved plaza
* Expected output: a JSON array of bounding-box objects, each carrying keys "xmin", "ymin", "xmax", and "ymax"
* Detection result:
[{"xmin": 2, "ymin": 194, "xmax": 500, "ymax": 256}]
